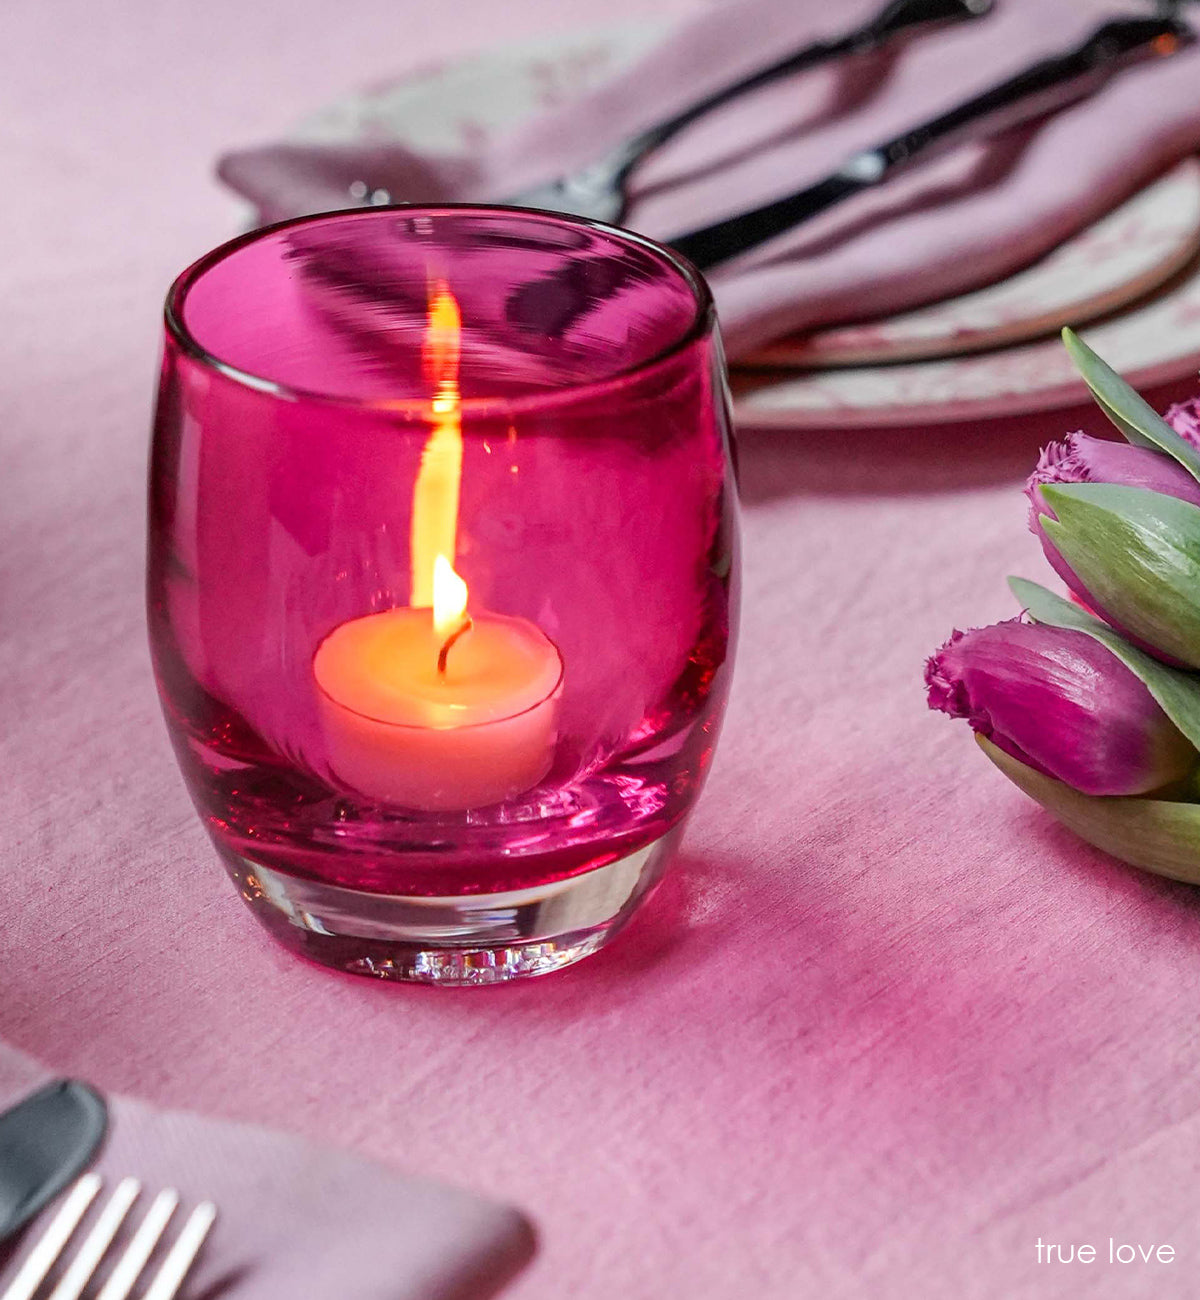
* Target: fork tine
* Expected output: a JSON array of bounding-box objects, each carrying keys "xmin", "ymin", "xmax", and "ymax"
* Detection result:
[
  {"xmin": 46, "ymin": 1177, "xmax": 140, "ymax": 1300},
  {"xmin": 0, "ymin": 1175, "xmax": 102, "ymax": 1300},
  {"xmin": 94, "ymin": 1189, "xmax": 179, "ymax": 1300},
  {"xmin": 140, "ymin": 1202, "xmax": 217, "ymax": 1300}
]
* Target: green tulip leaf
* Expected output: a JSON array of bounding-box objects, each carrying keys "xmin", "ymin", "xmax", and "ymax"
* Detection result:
[
  {"xmin": 1038, "ymin": 482, "xmax": 1200, "ymax": 670},
  {"xmin": 1062, "ymin": 328, "xmax": 1200, "ymax": 483},
  {"xmin": 1009, "ymin": 576, "xmax": 1200, "ymax": 750},
  {"xmin": 979, "ymin": 735, "xmax": 1200, "ymax": 886}
]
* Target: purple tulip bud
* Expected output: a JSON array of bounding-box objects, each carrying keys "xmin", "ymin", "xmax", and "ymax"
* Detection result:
[
  {"xmin": 925, "ymin": 619, "xmax": 1195, "ymax": 795},
  {"xmin": 1026, "ymin": 432, "xmax": 1200, "ymax": 653},
  {"xmin": 1165, "ymin": 396, "xmax": 1200, "ymax": 446}
]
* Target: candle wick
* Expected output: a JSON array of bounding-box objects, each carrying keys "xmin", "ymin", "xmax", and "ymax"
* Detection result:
[{"xmin": 437, "ymin": 615, "xmax": 473, "ymax": 675}]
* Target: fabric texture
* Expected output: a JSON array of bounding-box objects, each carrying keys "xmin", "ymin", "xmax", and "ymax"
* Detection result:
[
  {"xmin": 0, "ymin": 1045, "xmax": 534, "ymax": 1299},
  {"xmin": 218, "ymin": 0, "xmax": 1200, "ymax": 356},
  {"xmin": 5, "ymin": 1, "xmax": 1200, "ymax": 1298}
]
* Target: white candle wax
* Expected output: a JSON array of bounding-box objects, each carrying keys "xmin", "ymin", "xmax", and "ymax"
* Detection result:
[{"xmin": 313, "ymin": 607, "xmax": 563, "ymax": 811}]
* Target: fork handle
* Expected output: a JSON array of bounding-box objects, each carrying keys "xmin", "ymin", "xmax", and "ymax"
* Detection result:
[
  {"xmin": 558, "ymin": 0, "xmax": 990, "ymax": 198},
  {"xmin": 631, "ymin": 0, "xmax": 990, "ymax": 159}
]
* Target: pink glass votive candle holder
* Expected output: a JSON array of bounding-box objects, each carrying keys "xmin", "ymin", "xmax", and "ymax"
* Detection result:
[{"xmin": 147, "ymin": 205, "xmax": 740, "ymax": 985}]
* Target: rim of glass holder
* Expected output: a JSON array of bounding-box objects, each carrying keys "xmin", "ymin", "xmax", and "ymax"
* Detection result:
[{"xmin": 164, "ymin": 203, "xmax": 715, "ymax": 417}]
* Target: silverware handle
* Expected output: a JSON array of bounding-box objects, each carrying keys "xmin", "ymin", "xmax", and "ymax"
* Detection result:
[
  {"xmin": 671, "ymin": 16, "xmax": 1192, "ymax": 272},
  {"xmin": 637, "ymin": 0, "xmax": 991, "ymax": 155},
  {"xmin": 861, "ymin": 16, "xmax": 1187, "ymax": 178},
  {"xmin": 570, "ymin": 0, "xmax": 991, "ymax": 195}
]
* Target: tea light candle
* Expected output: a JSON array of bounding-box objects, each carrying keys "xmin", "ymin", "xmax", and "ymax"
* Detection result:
[
  {"xmin": 312, "ymin": 284, "xmax": 564, "ymax": 811},
  {"xmin": 313, "ymin": 602, "xmax": 563, "ymax": 811}
]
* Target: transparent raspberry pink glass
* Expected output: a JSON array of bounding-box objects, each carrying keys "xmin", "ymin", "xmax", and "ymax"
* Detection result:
[{"xmin": 148, "ymin": 206, "xmax": 740, "ymax": 984}]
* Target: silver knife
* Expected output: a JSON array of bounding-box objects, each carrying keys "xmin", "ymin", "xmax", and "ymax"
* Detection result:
[{"xmin": 669, "ymin": 15, "xmax": 1192, "ymax": 272}]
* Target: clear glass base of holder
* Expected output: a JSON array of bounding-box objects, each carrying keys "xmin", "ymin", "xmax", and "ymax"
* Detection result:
[{"xmin": 219, "ymin": 827, "xmax": 680, "ymax": 986}]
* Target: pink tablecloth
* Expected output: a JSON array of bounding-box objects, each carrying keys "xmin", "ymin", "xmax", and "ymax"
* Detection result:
[{"xmin": 3, "ymin": 3, "xmax": 1200, "ymax": 1298}]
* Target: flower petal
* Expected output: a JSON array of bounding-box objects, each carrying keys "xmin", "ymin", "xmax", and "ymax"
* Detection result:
[
  {"xmin": 1009, "ymin": 576, "xmax": 1200, "ymax": 750},
  {"xmin": 1165, "ymin": 397, "xmax": 1200, "ymax": 448},
  {"xmin": 926, "ymin": 618, "xmax": 1195, "ymax": 795}
]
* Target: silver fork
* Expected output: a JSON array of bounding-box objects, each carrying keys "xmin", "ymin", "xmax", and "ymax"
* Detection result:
[{"xmin": 1, "ymin": 1175, "xmax": 217, "ymax": 1300}]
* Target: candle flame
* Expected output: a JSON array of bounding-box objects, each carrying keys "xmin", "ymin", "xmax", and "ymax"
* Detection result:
[
  {"xmin": 410, "ymin": 282, "xmax": 464, "ymax": 611},
  {"xmin": 432, "ymin": 553, "xmax": 468, "ymax": 637},
  {"xmin": 423, "ymin": 284, "xmax": 462, "ymax": 394}
]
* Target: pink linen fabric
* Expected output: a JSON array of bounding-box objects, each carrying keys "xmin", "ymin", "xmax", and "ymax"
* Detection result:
[
  {"xmin": 218, "ymin": 0, "xmax": 1200, "ymax": 356},
  {"xmin": 7, "ymin": 2, "xmax": 1200, "ymax": 1299},
  {"xmin": 0, "ymin": 1046, "xmax": 534, "ymax": 1299}
]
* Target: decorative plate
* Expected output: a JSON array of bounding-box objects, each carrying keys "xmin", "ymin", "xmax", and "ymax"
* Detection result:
[
  {"xmin": 743, "ymin": 159, "xmax": 1200, "ymax": 369},
  {"xmin": 732, "ymin": 252, "xmax": 1200, "ymax": 428}
]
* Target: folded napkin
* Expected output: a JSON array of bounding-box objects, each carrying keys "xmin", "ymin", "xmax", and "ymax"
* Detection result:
[
  {"xmin": 218, "ymin": 0, "xmax": 1200, "ymax": 358},
  {"xmin": 0, "ymin": 1043, "xmax": 534, "ymax": 1299}
]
